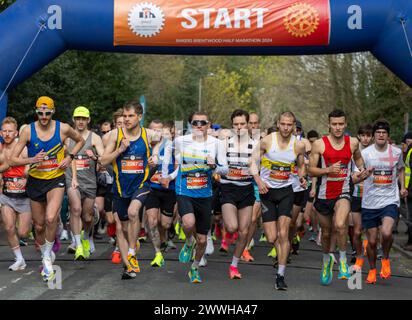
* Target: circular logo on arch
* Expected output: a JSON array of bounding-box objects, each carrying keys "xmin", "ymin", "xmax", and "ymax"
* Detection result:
[
  {"xmin": 128, "ymin": 2, "xmax": 165, "ymax": 38},
  {"xmin": 283, "ymin": 2, "xmax": 320, "ymax": 38}
]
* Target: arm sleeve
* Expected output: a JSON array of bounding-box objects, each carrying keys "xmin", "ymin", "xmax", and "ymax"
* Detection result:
[
  {"xmin": 162, "ymin": 140, "xmax": 174, "ymax": 179},
  {"xmin": 214, "ymin": 139, "xmax": 228, "ymax": 176}
]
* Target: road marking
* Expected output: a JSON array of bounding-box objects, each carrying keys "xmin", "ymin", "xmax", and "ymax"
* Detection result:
[
  {"xmin": 0, "ymin": 286, "xmax": 7, "ymax": 292},
  {"xmin": 23, "ymin": 271, "xmax": 34, "ymax": 276},
  {"xmin": 11, "ymin": 278, "xmax": 22, "ymax": 284}
]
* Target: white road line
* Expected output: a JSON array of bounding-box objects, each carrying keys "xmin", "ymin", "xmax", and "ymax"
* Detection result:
[
  {"xmin": 11, "ymin": 278, "xmax": 22, "ymax": 284},
  {"xmin": 0, "ymin": 286, "xmax": 7, "ymax": 292}
]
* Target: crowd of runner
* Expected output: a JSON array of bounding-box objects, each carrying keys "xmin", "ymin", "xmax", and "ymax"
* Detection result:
[{"xmin": 1, "ymin": 96, "xmax": 412, "ymax": 291}]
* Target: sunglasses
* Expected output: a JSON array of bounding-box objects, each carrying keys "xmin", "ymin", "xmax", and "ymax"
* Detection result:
[
  {"xmin": 191, "ymin": 120, "xmax": 208, "ymax": 127},
  {"xmin": 36, "ymin": 110, "xmax": 53, "ymax": 117}
]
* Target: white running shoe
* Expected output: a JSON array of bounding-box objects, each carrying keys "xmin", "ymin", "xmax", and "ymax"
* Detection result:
[
  {"xmin": 205, "ymin": 236, "xmax": 214, "ymax": 256},
  {"xmin": 9, "ymin": 259, "xmax": 26, "ymax": 271},
  {"xmin": 199, "ymin": 255, "xmax": 208, "ymax": 267},
  {"xmin": 167, "ymin": 239, "xmax": 176, "ymax": 250},
  {"xmin": 41, "ymin": 256, "xmax": 55, "ymax": 282},
  {"xmin": 89, "ymin": 239, "xmax": 96, "ymax": 254},
  {"xmin": 60, "ymin": 229, "xmax": 69, "ymax": 241}
]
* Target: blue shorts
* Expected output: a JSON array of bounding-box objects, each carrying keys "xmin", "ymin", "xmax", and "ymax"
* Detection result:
[
  {"xmin": 113, "ymin": 185, "xmax": 150, "ymax": 222},
  {"xmin": 253, "ymin": 184, "xmax": 261, "ymax": 203},
  {"xmin": 361, "ymin": 204, "xmax": 398, "ymax": 230}
]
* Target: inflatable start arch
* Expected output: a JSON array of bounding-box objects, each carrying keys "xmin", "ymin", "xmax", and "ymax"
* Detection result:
[{"xmin": 1, "ymin": 0, "xmax": 412, "ymax": 119}]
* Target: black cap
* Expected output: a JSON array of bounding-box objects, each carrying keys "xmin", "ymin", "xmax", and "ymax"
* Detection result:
[
  {"xmin": 296, "ymin": 120, "xmax": 303, "ymax": 130},
  {"xmin": 403, "ymin": 131, "xmax": 412, "ymax": 143}
]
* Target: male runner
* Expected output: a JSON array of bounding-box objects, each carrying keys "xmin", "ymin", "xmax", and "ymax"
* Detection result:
[
  {"xmin": 66, "ymin": 106, "xmax": 104, "ymax": 260},
  {"xmin": 161, "ymin": 111, "xmax": 228, "ymax": 283},
  {"xmin": 145, "ymin": 121, "xmax": 176, "ymax": 267},
  {"xmin": 10, "ymin": 96, "xmax": 85, "ymax": 282},
  {"xmin": 101, "ymin": 101, "xmax": 159, "ymax": 280},
  {"xmin": 309, "ymin": 109, "xmax": 366, "ymax": 285},
  {"xmin": 0, "ymin": 117, "xmax": 31, "ymax": 271},
  {"xmin": 220, "ymin": 109, "xmax": 257, "ymax": 279},
  {"xmin": 361, "ymin": 120, "xmax": 407, "ymax": 284},
  {"xmin": 251, "ymin": 111, "xmax": 306, "ymax": 290},
  {"xmin": 350, "ymin": 124, "xmax": 373, "ymax": 269},
  {"xmin": 242, "ymin": 112, "xmax": 262, "ymax": 262}
]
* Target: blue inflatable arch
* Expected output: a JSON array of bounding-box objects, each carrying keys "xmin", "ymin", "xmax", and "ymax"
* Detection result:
[{"xmin": 1, "ymin": 0, "xmax": 412, "ymax": 119}]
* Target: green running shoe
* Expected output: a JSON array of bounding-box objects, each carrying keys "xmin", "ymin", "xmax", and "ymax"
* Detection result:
[
  {"xmin": 188, "ymin": 267, "xmax": 202, "ymax": 283},
  {"xmin": 320, "ymin": 255, "xmax": 334, "ymax": 286}
]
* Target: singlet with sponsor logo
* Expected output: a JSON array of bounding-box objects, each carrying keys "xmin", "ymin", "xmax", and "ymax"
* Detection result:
[
  {"xmin": 112, "ymin": 128, "xmax": 150, "ymax": 198},
  {"xmin": 260, "ymin": 133, "xmax": 296, "ymax": 189},
  {"xmin": 318, "ymin": 135, "xmax": 352, "ymax": 200},
  {"xmin": 3, "ymin": 165, "xmax": 27, "ymax": 198},
  {"xmin": 27, "ymin": 121, "xmax": 65, "ymax": 180},
  {"xmin": 150, "ymin": 143, "xmax": 175, "ymax": 191},
  {"xmin": 172, "ymin": 134, "xmax": 227, "ymax": 198},
  {"xmin": 220, "ymin": 135, "xmax": 257, "ymax": 186},
  {"xmin": 66, "ymin": 132, "xmax": 97, "ymax": 188},
  {"xmin": 361, "ymin": 144, "xmax": 404, "ymax": 209}
]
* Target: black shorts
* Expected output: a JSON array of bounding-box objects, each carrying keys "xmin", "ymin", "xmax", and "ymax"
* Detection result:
[
  {"xmin": 293, "ymin": 190, "xmax": 306, "ymax": 207},
  {"xmin": 27, "ymin": 175, "xmax": 66, "ymax": 203},
  {"xmin": 314, "ymin": 193, "xmax": 351, "ymax": 216},
  {"xmin": 176, "ymin": 196, "xmax": 212, "ymax": 235},
  {"xmin": 212, "ymin": 184, "xmax": 222, "ymax": 215},
  {"xmin": 351, "ymin": 196, "xmax": 362, "ymax": 213},
  {"xmin": 220, "ymin": 183, "xmax": 255, "ymax": 210},
  {"xmin": 113, "ymin": 186, "xmax": 150, "ymax": 222},
  {"xmin": 261, "ymin": 185, "xmax": 294, "ymax": 223},
  {"xmin": 96, "ymin": 184, "xmax": 113, "ymax": 212},
  {"xmin": 145, "ymin": 188, "xmax": 176, "ymax": 217}
]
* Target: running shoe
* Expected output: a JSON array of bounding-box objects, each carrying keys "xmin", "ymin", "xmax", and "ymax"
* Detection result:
[
  {"xmin": 89, "ymin": 239, "xmax": 96, "ymax": 255},
  {"xmin": 267, "ymin": 246, "xmax": 277, "ymax": 258},
  {"xmin": 320, "ymin": 255, "xmax": 334, "ymax": 286},
  {"xmin": 229, "ymin": 265, "xmax": 242, "ymax": 279},
  {"xmin": 166, "ymin": 240, "xmax": 176, "ymax": 250},
  {"xmin": 41, "ymin": 257, "xmax": 55, "ymax": 282},
  {"xmin": 138, "ymin": 228, "xmax": 147, "ymax": 242},
  {"xmin": 259, "ymin": 232, "xmax": 267, "ymax": 242},
  {"xmin": 160, "ymin": 242, "xmax": 168, "ymax": 251},
  {"xmin": 60, "ymin": 229, "xmax": 69, "ymax": 241},
  {"xmin": 188, "ymin": 267, "xmax": 202, "ymax": 283},
  {"xmin": 353, "ymin": 257, "xmax": 364, "ymax": 272},
  {"xmin": 81, "ymin": 239, "xmax": 91, "ymax": 259},
  {"xmin": 178, "ymin": 227, "xmax": 186, "ymax": 241},
  {"xmin": 308, "ymin": 232, "xmax": 317, "ymax": 243},
  {"xmin": 168, "ymin": 226, "xmax": 176, "ymax": 241},
  {"xmin": 377, "ymin": 247, "xmax": 383, "ymax": 260},
  {"xmin": 174, "ymin": 222, "xmax": 181, "ymax": 237},
  {"xmin": 205, "ymin": 236, "xmax": 214, "ymax": 256},
  {"xmin": 179, "ymin": 242, "xmax": 195, "ymax": 263},
  {"xmin": 52, "ymin": 237, "xmax": 61, "ymax": 253},
  {"xmin": 9, "ymin": 259, "xmax": 26, "ymax": 271},
  {"xmin": 111, "ymin": 250, "xmax": 122, "ymax": 264},
  {"xmin": 338, "ymin": 260, "xmax": 350, "ymax": 280},
  {"xmin": 199, "ymin": 255, "xmax": 207, "ymax": 267},
  {"xmin": 380, "ymin": 258, "xmax": 391, "ymax": 279},
  {"xmin": 122, "ymin": 265, "xmax": 137, "ymax": 280},
  {"xmin": 127, "ymin": 254, "xmax": 140, "ymax": 273},
  {"xmin": 28, "ymin": 231, "xmax": 35, "ymax": 241},
  {"xmin": 366, "ymin": 268, "xmax": 377, "ymax": 284},
  {"xmin": 67, "ymin": 243, "xmax": 76, "ymax": 254},
  {"xmin": 275, "ymin": 274, "xmax": 288, "ymax": 291},
  {"xmin": 241, "ymin": 249, "xmax": 254, "ymax": 262},
  {"xmin": 19, "ymin": 239, "xmax": 28, "ymax": 247},
  {"xmin": 151, "ymin": 252, "xmax": 165, "ymax": 267},
  {"xmin": 219, "ymin": 239, "xmax": 229, "ymax": 253},
  {"xmin": 74, "ymin": 246, "xmax": 86, "ymax": 261},
  {"xmin": 291, "ymin": 235, "xmax": 300, "ymax": 255}
]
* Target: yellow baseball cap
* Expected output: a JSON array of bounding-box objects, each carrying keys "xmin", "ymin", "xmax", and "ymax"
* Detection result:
[
  {"xmin": 73, "ymin": 106, "xmax": 90, "ymax": 118},
  {"xmin": 36, "ymin": 96, "xmax": 55, "ymax": 109}
]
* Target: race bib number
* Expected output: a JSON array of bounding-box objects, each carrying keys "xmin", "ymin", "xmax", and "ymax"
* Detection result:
[
  {"xmin": 121, "ymin": 155, "xmax": 144, "ymax": 174},
  {"xmin": 269, "ymin": 164, "xmax": 291, "ymax": 182},
  {"xmin": 37, "ymin": 155, "xmax": 59, "ymax": 172},
  {"xmin": 150, "ymin": 171, "xmax": 161, "ymax": 184},
  {"xmin": 75, "ymin": 154, "xmax": 91, "ymax": 171},
  {"xmin": 227, "ymin": 166, "xmax": 250, "ymax": 180},
  {"xmin": 327, "ymin": 164, "xmax": 349, "ymax": 181},
  {"xmin": 3, "ymin": 177, "xmax": 26, "ymax": 194},
  {"xmin": 187, "ymin": 172, "xmax": 208, "ymax": 189},
  {"xmin": 373, "ymin": 169, "xmax": 393, "ymax": 185}
]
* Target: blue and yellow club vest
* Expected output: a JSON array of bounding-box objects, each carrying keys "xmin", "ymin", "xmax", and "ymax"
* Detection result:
[
  {"xmin": 27, "ymin": 121, "xmax": 65, "ymax": 180},
  {"xmin": 112, "ymin": 128, "xmax": 151, "ymax": 198}
]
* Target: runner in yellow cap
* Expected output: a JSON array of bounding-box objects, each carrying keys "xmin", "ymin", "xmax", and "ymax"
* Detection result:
[{"xmin": 10, "ymin": 97, "xmax": 85, "ymax": 283}]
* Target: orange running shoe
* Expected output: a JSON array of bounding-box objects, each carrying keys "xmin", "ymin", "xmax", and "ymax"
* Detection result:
[
  {"xmin": 241, "ymin": 249, "xmax": 255, "ymax": 262},
  {"xmin": 380, "ymin": 258, "xmax": 391, "ymax": 279},
  {"xmin": 353, "ymin": 257, "xmax": 364, "ymax": 272},
  {"xmin": 366, "ymin": 269, "xmax": 377, "ymax": 284},
  {"xmin": 229, "ymin": 265, "xmax": 242, "ymax": 279},
  {"xmin": 363, "ymin": 240, "xmax": 368, "ymax": 256},
  {"xmin": 111, "ymin": 250, "xmax": 121, "ymax": 264}
]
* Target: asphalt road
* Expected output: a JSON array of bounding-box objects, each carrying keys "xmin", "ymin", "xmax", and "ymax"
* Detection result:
[{"xmin": 1, "ymin": 232, "xmax": 412, "ymax": 300}]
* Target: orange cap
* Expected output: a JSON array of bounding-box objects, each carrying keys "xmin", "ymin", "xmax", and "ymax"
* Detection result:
[{"xmin": 36, "ymin": 96, "xmax": 55, "ymax": 109}]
